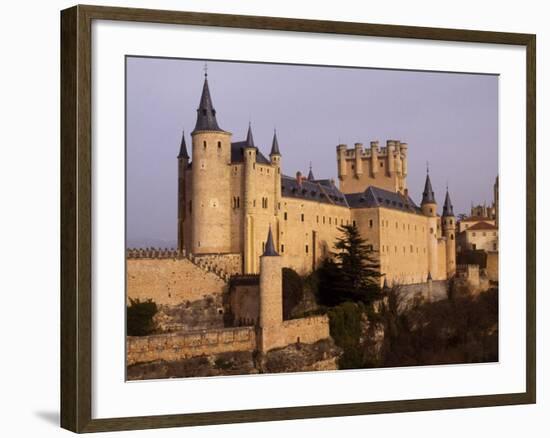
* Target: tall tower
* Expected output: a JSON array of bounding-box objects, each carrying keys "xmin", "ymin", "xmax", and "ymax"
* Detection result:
[
  {"xmin": 243, "ymin": 124, "xmax": 257, "ymax": 273},
  {"xmin": 177, "ymin": 130, "xmax": 189, "ymax": 253},
  {"xmin": 190, "ymin": 71, "xmax": 232, "ymax": 254},
  {"xmin": 421, "ymin": 170, "xmax": 438, "ymax": 280},
  {"xmin": 270, "ymin": 129, "xmax": 282, "ymax": 212},
  {"xmin": 441, "ymin": 187, "xmax": 456, "ymax": 278},
  {"xmin": 258, "ymin": 227, "xmax": 283, "ymax": 353}
]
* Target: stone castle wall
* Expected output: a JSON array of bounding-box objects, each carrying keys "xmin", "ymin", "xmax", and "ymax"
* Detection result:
[
  {"xmin": 127, "ymin": 257, "xmax": 227, "ymax": 305},
  {"xmin": 192, "ymin": 253, "xmax": 243, "ymax": 276},
  {"xmin": 127, "ymin": 326, "xmax": 256, "ymax": 366},
  {"xmin": 486, "ymin": 251, "xmax": 499, "ymax": 282},
  {"xmin": 281, "ymin": 315, "xmax": 330, "ymax": 346}
]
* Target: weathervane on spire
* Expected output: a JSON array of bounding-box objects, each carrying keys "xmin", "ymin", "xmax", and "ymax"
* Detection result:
[
  {"xmin": 203, "ymin": 62, "xmax": 208, "ymax": 78},
  {"xmin": 426, "ymin": 161, "xmax": 430, "ymax": 174}
]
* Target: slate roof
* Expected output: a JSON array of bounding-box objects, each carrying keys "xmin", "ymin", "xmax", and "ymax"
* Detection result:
[
  {"xmin": 421, "ymin": 173, "xmax": 436, "ymax": 205},
  {"xmin": 466, "ymin": 221, "xmax": 498, "ymax": 231},
  {"xmin": 270, "ymin": 130, "xmax": 281, "ymax": 156},
  {"xmin": 345, "ymin": 186, "xmax": 421, "ymax": 213},
  {"xmin": 442, "ymin": 190, "xmax": 454, "ymax": 217},
  {"xmin": 230, "ymin": 141, "xmax": 271, "ymax": 164},
  {"xmin": 192, "ymin": 76, "xmax": 224, "ymax": 134},
  {"xmin": 281, "ymin": 175, "xmax": 349, "ymax": 207},
  {"xmin": 177, "ymin": 130, "xmax": 189, "ymax": 159},
  {"xmin": 263, "ymin": 227, "xmax": 279, "ymax": 256}
]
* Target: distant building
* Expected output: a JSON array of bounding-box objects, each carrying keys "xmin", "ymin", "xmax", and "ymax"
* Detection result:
[{"xmin": 457, "ymin": 221, "xmax": 498, "ymax": 252}]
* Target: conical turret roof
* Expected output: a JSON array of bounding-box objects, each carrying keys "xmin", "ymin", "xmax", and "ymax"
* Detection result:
[
  {"xmin": 177, "ymin": 130, "xmax": 189, "ymax": 159},
  {"xmin": 307, "ymin": 164, "xmax": 315, "ymax": 181},
  {"xmin": 442, "ymin": 189, "xmax": 454, "ymax": 217},
  {"xmin": 270, "ymin": 130, "xmax": 281, "ymax": 156},
  {"xmin": 421, "ymin": 173, "xmax": 436, "ymax": 205},
  {"xmin": 192, "ymin": 74, "xmax": 223, "ymax": 133},
  {"xmin": 263, "ymin": 226, "xmax": 278, "ymax": 256},
  {"xmin": 245, "ymin": 123, "xmax": 255, "ymax": 148}
]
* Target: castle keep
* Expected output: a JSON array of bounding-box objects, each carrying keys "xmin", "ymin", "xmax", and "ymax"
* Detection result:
[{"xmin": 177, "ymin": 73, "xmax": 456, "ymax": 285}]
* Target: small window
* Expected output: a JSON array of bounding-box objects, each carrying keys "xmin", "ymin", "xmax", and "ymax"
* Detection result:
[
  {"xmin": 380, "ymin": 162, "xmax": 384, "ymax": 167},
  {"xmin": 203, "ymin": 141, "xmax": 207, "ymax": 149},
  {"xmin": 329, "ymin": 217, "xmax": 332, "ymax": 225},
  {"xmin": 451, "ymin": 234, "xmax": 454, "ymax": 240},
  {"xmin": 189, "ymin": 200, "xmax": 192, "ymax": 213},
  {"xmin": 281, "ymin": 244, "xmax": 285, "ymax": 253},
  {"xmin": 410, "ymin": 245, "xmax": 413, "ymax": 253},
  {"xmin": 284, "ymin": 212, "xmax": 288, "ymax": 220},
  {"xmin": 353, "ymin": 220, "xmax": 356, "ymax": 227},
  {"xmin": 217, "ymin": 141, "xmax": 221, "ymax": 148},
  {"xmin": 301, "ymin": 214, "xmax": 305, "ymax": 222},
  {"xmin": 316, "ymin": 215, "xmax": 319, "ymax": 223},
  {"xmin": 369, "ymin": 219, "xmax": 373, "ymax": 228},
  {"xmin": 305, "ymin": 245, "xmax": 309, "ymax": 254},
  {"xmin": 323, "ymin": 216, "xmax": 326, "ymax": 224}
]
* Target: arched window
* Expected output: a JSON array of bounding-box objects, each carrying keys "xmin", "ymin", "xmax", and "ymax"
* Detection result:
[
  {"xmin": 451, "ymin": 234, "xmax": 454, "ymax": 240},
  {"xmin": 217, "ymin": 141, "xmax": 221, "ymax": 148},
  {"xmin": 203, "ymin": 141, "xmax": 207, "ymax": 149}
]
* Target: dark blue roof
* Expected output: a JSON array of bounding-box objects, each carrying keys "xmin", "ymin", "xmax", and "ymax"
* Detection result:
[
  {"xmin": 421, "ymin": 173, "xmax": 436, "ymax": 205},
  {"xmin": 192, "ymin": 76, "xmax": 224, "ymax": 134},
  {"xmin": 442, "ymin": 190, "xmax": 455, "ymax": 217},
  {"xmin": 345, "ymin": 186, "xmax": 421, "ymax": 213},
  {"xmin": 263, "ymin": 227, "xmax": 279, "ymax": 256},
  {"xmin": 230, "ymin": 142, "xmax": 271, "ymax": 164},
  {"xmin": 281, "ymin": 175, "xmax": 349, "ymax": 207}
]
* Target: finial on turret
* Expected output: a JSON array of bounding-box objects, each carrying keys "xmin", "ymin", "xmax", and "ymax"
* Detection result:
[{"xmin": 203, "ymin": 62, "xmax": 208, "ymax": 78}]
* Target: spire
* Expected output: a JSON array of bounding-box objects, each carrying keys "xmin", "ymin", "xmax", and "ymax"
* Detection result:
[
  {"xmin": 421, "ymin": 171, "xmax": 436, "ymax": 205},
  {"xmin": 307, "ymin": 162, "xmax": 315, "ymax": 181},
  {"xmin": 245, "ymin": 122, "xmax": 255, "ymax": 148},
  {"xmin": 177, "ymin": 130, "xmax": 189, "ymax": 160},
  {"xmin": 442, "ymin": 188, "xmax": 454, "ymax": 217},
  {"xmin": 263, "ymin": 226, "xmax": 278, "ymax": 256},
  {"xmin": 192, "ymin": 72, "xmax": 223, "ymax": 134},
  {"xmin": 270, "ymin": 129, "xmax": 281, "ymax": 156}
]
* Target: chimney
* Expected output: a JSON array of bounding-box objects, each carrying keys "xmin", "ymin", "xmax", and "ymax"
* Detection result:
[{"xmin": 296, "ymin": 171, "xmax": 303, "ymax": 186}]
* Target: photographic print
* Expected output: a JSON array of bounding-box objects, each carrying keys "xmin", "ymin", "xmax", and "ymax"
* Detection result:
[{"xmin": 125, "ymin": 57, "xmax": 499, "ymax": 380}]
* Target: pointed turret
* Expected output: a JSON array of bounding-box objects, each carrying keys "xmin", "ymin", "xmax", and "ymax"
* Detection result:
[
  {"xmin": 177, "ymin": 130, "xmax": 189, "ymax": 160},
  {"xmin": 421, "ymin": 172, "xmax": 436, "ymax": 205},
  {"xmin": 245, "ymin": 123, "xmax": 255, "ymax": 148},
  {"xmin": 307, "ymin": 163, "xmax": 315, "ymax": 181},
  {"xmin": 270, "ymin": 129, "xmax": 281, "ymax": 156},
  {"xmin": 442, "ymin": 189, "xmax": 454, "ymax": 217},
  {"xmin": 263, "ymin": 226, "xmax": 279, "ymax": 257},
  {"xmin": 192, "ymin": 72, "xmax": 223, "ymax": 133}
]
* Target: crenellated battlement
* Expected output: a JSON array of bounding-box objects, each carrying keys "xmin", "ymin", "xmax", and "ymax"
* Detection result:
[{"xmin": 337, "ymin": 139, "xmax": 409, "ymax": 194}]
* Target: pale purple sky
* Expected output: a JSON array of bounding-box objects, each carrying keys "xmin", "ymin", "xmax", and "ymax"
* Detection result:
[{"xmin": 126, "ymin": 57, "xmax": 498, "ymax": 247}]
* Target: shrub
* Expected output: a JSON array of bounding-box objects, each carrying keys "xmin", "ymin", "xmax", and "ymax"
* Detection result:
[
  {"xmin": 282, "ymin": 267, "xmax": 304, "ymax": 319},
  {"xmin": 127, "ymin": 298, "xmax": 158, "ymax": 336}
]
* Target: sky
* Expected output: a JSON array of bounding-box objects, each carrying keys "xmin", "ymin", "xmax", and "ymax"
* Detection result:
[{"xmin": 126, "ymin": 57, "xmax": 498, "ymax": 247}]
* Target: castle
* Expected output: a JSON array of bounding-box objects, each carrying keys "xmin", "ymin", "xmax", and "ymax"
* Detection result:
[{"xmin": 177, "ymin": 73, "xmax": 456, "ymax": 286}]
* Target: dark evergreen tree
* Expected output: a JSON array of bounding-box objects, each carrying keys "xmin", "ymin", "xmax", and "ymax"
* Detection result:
[
  {"xmin": 127, "ymin": 298, "xmax": 158, "ymax": 336},
  {"xmin": 318, "ymin": 224, "xmax": 381, "ymax": 306}
]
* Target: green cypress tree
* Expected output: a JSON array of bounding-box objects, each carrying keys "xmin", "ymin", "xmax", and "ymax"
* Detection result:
[{"xmin": 330, "ymin": 224, "xmax": 381, "ymax": 304}]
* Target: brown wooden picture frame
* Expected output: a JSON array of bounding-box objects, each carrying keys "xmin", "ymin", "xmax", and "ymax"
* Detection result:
[{"xmin": 60, "ymin": 4, "xmax": 536, "ymax": 433}]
